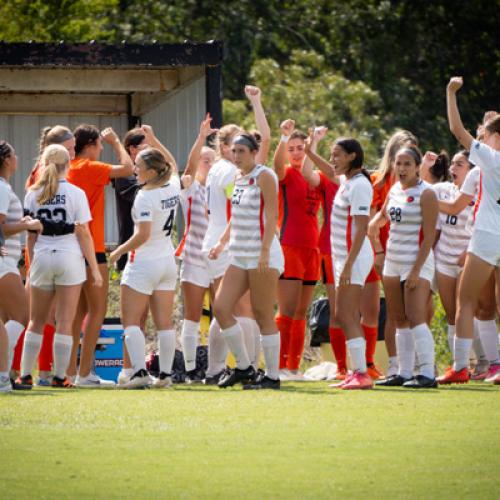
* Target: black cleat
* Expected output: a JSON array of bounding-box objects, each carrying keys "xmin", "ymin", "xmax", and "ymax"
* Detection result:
[
  {"xmin": 51, "ymin": 376, "xmax": 75, "ymax": 388},
  {"xmin": 243, "ymin": 375, "xmax": 280, "ymax": 390},
  {"xmin": 12, "ymin": 375, "xmax": 33, "ymax": 390},
  {"xmin": 218, "ymin": 365, "xmax": 256, "ymax": 388},
  {"xmin": 203, "ymin": 369, "xmax": 227, "ymax": 386},
  {"xmin": 375, "ymin": 374, "xmax": 411, "ymax": 387},
  {"xmin": 185, "ymin": 369, "xmax": 204, "ymax": 384},
  {"xmin": 403, "ymin": 375, "xmax": 438, "ymax": 388}
]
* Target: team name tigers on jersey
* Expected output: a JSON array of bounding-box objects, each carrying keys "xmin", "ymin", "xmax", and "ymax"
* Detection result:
[
  {"xmin": 161, "ymin": 196, "xmax": 180, "ymax": 209},
  {"xmin": 385, "ymin": 180, "xmax": 431, "ymax": 265},
  {"xmin": 45, "ymin": 194, "xmax": 66, "ymax": 205}
]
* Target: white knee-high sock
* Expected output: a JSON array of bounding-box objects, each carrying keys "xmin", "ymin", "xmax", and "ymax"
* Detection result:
[
  {"xmin": 447, "ymin": 324, "xmax": 455, "ymax": 357},
  {"xmin": 53, "ymin": 334, "xmax": 73, "ymax": 379},
  {"xmin": 477, "ymin": 319, "xmax": 500, "ymax": 364},
  {"xmin": 396, "ymin": 328, "xmax": 414, "ymax": 379},
  {"xmin": 181, "ymin": 320, "xmax": 199, "ymax": 372},
  {"xmin": 412, "ymin": 323, "xmax": 435, "ymax": 379},
  {"xmin": 124, "ymin": 326, "xmax": 146, "ymax": 372},
  {"xmin": 261, "ymin": 333, "xmax": 280, "ymax": 380},
  {"xmin": 473, "ymin": 318, "xmax": 487, "ymax": 361},
  {"xmin": 158, "ymin": 330, "xmax": 176, "ymax": 375},
  {"xmin": 454, "ymin": 336, "xmax": 473, "ymax": 371},
  {"xmin": 221, "ymin": 323, "xmax": 251, "ymax": 369},
  {"xmin": 207, "ymin": 319, "xmax": 228, "ymax": 376},
  {"xmin": 20, "ymin": 331, "xmax": 43, "ymax": 377},
  {"xmin": 236, "ymin": 316, "xmax": 256, "ymax": 368},
  {"xmin": 346, "ymin": 337, "xmax": 367, "ymax": 373},
  {"xmin": 6, "ymin": 320, "xmax": 24, "ymax": 371}
]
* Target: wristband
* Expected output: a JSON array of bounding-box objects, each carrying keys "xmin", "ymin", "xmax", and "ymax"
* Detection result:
[{"xmin": 280, "ymin": 134, "xmax": 290, "ymax": 143}]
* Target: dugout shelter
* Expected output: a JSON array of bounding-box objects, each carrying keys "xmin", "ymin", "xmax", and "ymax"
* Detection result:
[{"xmin": 0, "ymin": 40, "xmax": 223, "ymax": 245}]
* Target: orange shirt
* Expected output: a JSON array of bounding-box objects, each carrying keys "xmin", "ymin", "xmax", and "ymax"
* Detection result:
[
  {"xmin": 67, "ymin": 158, "xmax": 112, "ymax": 253},
  {"xmin": 370, "ymin": 171, "xmax": 395, "ymax": 251}
]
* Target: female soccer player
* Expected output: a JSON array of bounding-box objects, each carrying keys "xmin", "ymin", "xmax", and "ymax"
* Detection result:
[
  {"xmin": 109, "ymin": 148, "xmax": 180, "ymax": 389},
  {"xmin": 438, "ymin": 77, "xmax": 500, "ymax": 384},
  {"xmin": 274, "ymin": 120, "xmax": 321, "ymax": 380},
  {"xmin": 370, "ymin": 146, "xmax": 438, "ymax": 388},
  {"xmin": 210, "ymin": 133, "xmax": 284, "ymax": 389},
  {"xmin": 0, "ymin": 141, "xmax": 42, "ymax": 390},
  {"xmin": 68, "ymin": 124, "xmax": 133, "ymax": 387},
  {"xmin": 21, "ymin": 145, "xmax": 102, "ymax": 387}
]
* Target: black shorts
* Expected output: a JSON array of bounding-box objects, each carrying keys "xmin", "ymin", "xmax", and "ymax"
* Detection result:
[{"xmin": 85, "ymin": 252, "xmax": 107, "ymax": 267}]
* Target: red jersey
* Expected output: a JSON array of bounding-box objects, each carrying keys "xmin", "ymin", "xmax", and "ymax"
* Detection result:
[
  {"xmin": 370, "ymin": 171, "xmax": 395, "ymax": 251},
  {"xmin": 278, "ymin": 166, "xmax": 321, "ymax": 249},
  {"xmin": 317, "ymin": 172, "xmax": 339, "ymax": 255}
]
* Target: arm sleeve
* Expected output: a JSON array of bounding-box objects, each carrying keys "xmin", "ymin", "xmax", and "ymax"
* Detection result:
[
  {"xmin": 133, "ymin": 192, "xmax": 154, "ymax": 222},
  {"xmin": 469, "ymin": 140, "xmax": 499, "ymax": 175},
  {"xmin": 460, "ymin": 167, "xmax": 479, "ymax": 196},
  {"xmin": 349, "ymin": 178, "xmax": 372, "ymax": 216},
  {"xmin": 0, "ymin": 183, "xmax": 10, "ymax": 215}
]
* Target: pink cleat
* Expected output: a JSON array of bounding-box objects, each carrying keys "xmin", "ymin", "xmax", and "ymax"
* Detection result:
[
  {"xmin": 328, "ymin": 372, "xmax": 354, "ymax": 388},
  {"xmin": 341, "ymin": 371, "xmax": 373, "ymax": 390},
  {"xmin": 484, "ymin": 364, "xmax": 500, "ymax": 383}
]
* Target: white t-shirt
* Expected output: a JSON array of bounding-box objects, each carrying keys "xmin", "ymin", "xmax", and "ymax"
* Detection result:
[
  {"xmin": 24, "ymin": 180, "xmax": 91, "ymax": 256},
  {"xmin": 202, "ymin": 158, "xmax": 237, "ymax": 250},
  {"xmin": 0, "ymin": 177, "xmax": 23, "ymax": 262},
  {"xmin": 330, "ymin": 173, "xmax": 372, "ymax": 261},
  {"xmin": 130, "ymin": 175, "xmax": 180, "ymax": 262},
  {"xmin": 469, "ymin": 140, "xmax": 500, "ymax": 234}
]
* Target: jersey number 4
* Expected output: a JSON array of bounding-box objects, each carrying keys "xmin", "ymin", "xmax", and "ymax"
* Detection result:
[{"xmin": 163, "ymin": 209, "xmax": 175, "ymax": 237}]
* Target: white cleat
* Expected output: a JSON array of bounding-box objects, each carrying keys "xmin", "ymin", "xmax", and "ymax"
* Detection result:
[
  {"xmin": 75, "ymin": 372, "xmax": 116, "ymax": 388},
  {"xmin": 0, "ymin": 375, "xmax": 13, "ymax": 393},
  {"xmin": 120, "ymin": 369, "xmax": 152, "ymax": 389},
  {"xmin": 151, "ymin": 372, "xmax": 172, "ymax": 388}
]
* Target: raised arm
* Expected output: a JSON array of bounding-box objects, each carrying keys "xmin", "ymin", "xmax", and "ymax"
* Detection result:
[
  {"xmin": 101, "ymin": 127, "xmax": 134, "ymax": 178},
  {"xmin": 273, "ymin": 119, "xmax": 295, "ymax": 181},
  {"xmin": 245, "ymin": 86, "xmax": 271, "ymax": 165},
  {"xmin": 141, "ymin": 125, "xmax": 178, "ymax": 174},
  {"xmin": 302, "ymin": 127, "xmax": 328, "ymax": 188},
  {"xmin": 304, "ymin": 143, "xmax": 338, "ymax": 184},
  {"xmin": 182, "ymin": 114, "xmax": 218, "ymax": 189},
  {"xmin": 447, "ymin": 77, "xmax": 474, "ymax": 150}
]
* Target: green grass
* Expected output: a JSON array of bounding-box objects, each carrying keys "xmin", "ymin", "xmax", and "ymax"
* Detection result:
[{"xmin": 1, "ymin": 383, "xmax": 499, "ymax": 499}]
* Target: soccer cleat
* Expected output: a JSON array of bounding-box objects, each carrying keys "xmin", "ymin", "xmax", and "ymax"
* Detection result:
[
  {"xmin": 218, "ymin": 365, "xmax": 256, "ymax": 388},
  {"xmin": 281, "ymin": 370, "xmax": 305, "ymax": 382},
  {"xmin": 203, "ymin": 369, "xmax": 227, "ymax": 385},
  {"xmin": 151, "ymin": 372, "xmax": 172, "ymax": 388},
  {"xmin": 121, "ymin": 369, "xmax": 152, "ymax": 389},
  {"xmin": 278, "ymin": 368, "xmax": 291, "ymax": 381},
  {"xmin": 484, "ymin": 364, "xmax": 500, "ymax": 383},
  {"xmin": 494, "ymin": 374, "xmax": 500, "ymax": 385},
  {"xmin": 0, "ymin": 375, "xmax": 13, "ymax": 393},
  {"xmin": 36, "ymin": 376, "xmax": 52, "ymax": 387},
  {"xmin": 470, "ymin": 359, "xmax": 490, "ymax": 380},
  {"xmin": 342, "ymin": 371, "xmax": 373, "ymax": 390},
  {"xmin": 243, "ymin": 375, "xmax": 280, "ymax": 390},
  {"xmin": 332, "ymin": 368, "xmax": 348, "ymax": 381},
  {"xmin": 185, "ymin": 369, "xmax": 204, "ymax": 384},
  {"xmin": 367, "ymin": 364, "xmax": 384, "ymax": 380},
  {"xmin": 437, "ymin": 367, "xmax": 469, "ymax": 385},
  {"xmin": 329, "ymin": 372, "xmax": 355, "ymax": 388},
  {"xmin": 386, "ymin": 363, "xmax": 399, "ymax": 378},
  {"xmin": 117, "ymin": 370, "xmax": 131, "ymax": 386},
  {"xmin": 51, "ymin": 376, "xmax": 75, "ymax": 388},
  {"xmin": 402, "ymin": 375, "xmax": 438, "ymax": 388},
  {"xmin": 75, "ymin": 372, "xmax": 116, "ymax": 388},
  {"xmin": 375, "ymin": 374, "xmax": 412, "ymax": 387},
  {"xmin": 13, "ymin": 375, "xmax": 33, "ymax": 390}
]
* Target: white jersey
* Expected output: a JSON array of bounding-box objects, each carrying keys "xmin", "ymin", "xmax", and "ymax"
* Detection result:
[
  {"xmin": 434, "ymin": 182, "xmax": 473, "ymax": 267},
  {"xmin": 330, "ymin": 173, "xmax": 372, "ymax": 261},
  {"xmin": 202, "ymin": 158, "xmax": 237, "ymax": 251},
  {"xmin": 130, "ymin": 175, "xmax": 180, "ymax": 262},
  {"xmin": 0, "ymin": 177, "xmax": 23, "ymax": 262},
  {"xmin": 469, "ymin": 140, "xmax": 500, "ymax": 235},
  {"xmin": 176, "ymin": 179, "xmax": 208, "ymax": 267},
  {"xmin": 385, "ymin": 180, "xmax": 433, "ymax": 265},
  {"xmin": 24, "ymin": 180, "xmax": 92, "ymax": 256},
  {"xmin": 229, "ymin": 165, "xmax": 279, "ymax": 259},
  {"xmin": 460, "ymin": 166, "xmax": 481, "ymax": 230}
]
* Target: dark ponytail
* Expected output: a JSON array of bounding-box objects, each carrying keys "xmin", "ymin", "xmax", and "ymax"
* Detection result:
[
  {"xmin": 430, "ymin": 151, "xmax": 450, "ymax": 182},
  {"xmin": 335, "ymin": 138, "xmax": 371, "ymax": 181}
]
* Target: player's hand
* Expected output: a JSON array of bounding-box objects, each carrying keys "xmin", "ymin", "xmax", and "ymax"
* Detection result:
[
  {"xmin": 199, "ymin": 114, "xmax": 218, "ymax": 138},
  {"xmin": 422, "ymin": 151, "xmax": 438, "ymax": 169},
  {"xmin": 109, "ymin": 248, "xmax": 121, "ymax": 266},
  {"xmin": 280, "ymin": 119, "xmax": 295, "ymax": 137},
  {"xmin": 257, "ymin": 248, "xmax": 270, "ymax": 273},
  {"xmin": 313, "ymin": 126, "xmax": 328, "ymax": 142},
  {"xmin": 141, "ymin": 125, "xmax": 156, "ymax": 145},
  {"xmin": 0, "ymin": 246, "xmax": 7, "ymax": 257},
  {"xmin": 244, "ymin": 85, "xmax": 261, "ymax": 102},
  {"xmin": 91, "ymin": 267, "xmax": 103, "ymax": 288},
  {"xmin": 101, "ymin": 127, "xmax": 120, "ymax": 145},
  {"xmin": 405, "ymin": 269, "xmax": 419, "ymax": 290},
  {"xmin": 339, "ymin": 264, "xmax": 352, "ymax": 287},
  {"xmin": 457, "ymin": 251, "xmax": 467, "ymax": 268},
  {"xmin": 208, "ymin": 242, "xmax": 224, "ymax": 260},
  {"xmin": 447, "ymin": 77, "xmax": 463, "ymax": 94}
]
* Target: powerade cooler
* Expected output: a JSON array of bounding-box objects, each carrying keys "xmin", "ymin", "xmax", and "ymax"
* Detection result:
[{"xmin": 93, "ymin": 318, "xmax": 124, "ymax": 382}]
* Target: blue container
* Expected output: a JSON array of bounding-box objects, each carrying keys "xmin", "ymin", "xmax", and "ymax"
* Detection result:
[{"xmin": 93, "ymin": 319, "xmax": 124, "ymax": 383}]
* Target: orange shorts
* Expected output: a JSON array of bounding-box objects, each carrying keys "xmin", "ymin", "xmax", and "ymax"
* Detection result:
[
  {"xmin": 365, "ymin": 264, "xmax": 381, "ymax": 284},
  {"xmin": 281, "ymin": 245, "xmax": 320, "ymax": 283},
  {"xmin": 320, "ymin": 253, "xmax": 334, "ymax": 285}
]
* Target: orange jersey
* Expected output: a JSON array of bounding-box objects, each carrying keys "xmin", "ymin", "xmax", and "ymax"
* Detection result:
[
  {"xmin": 370, "ymin": 171, "xmax": 395, "ymax": 251},
  {"xmin": 67, "ymin": 158, "xmax": 112, "ymax": 252},
  {"xmin": 278, "ymin": 166, "xmax": 321, "ymax": 249}
]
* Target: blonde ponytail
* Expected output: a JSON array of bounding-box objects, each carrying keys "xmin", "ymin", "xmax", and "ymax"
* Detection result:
[{"xmin": 31, "ymin": 144, "xmax": 70, "ymax": 205}]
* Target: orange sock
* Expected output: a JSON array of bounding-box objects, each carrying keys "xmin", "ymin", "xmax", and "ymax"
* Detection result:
[
  {"xmin": 11, "ymin": 329, "xmax": 26, "ymax": 371},
  {"xmin": 276, "ymin": 315, "xmax": 293, "ymax": 369},
  {"xmin": 362, "ymin": 324, "xmax": 378, "ymax": 365},
  {"xmin": 287, "ymin": 319, "xmax": 306, "ymax": 371},
  {"xmin": 38, "ymin": 324, "xmax": 56, "ymax": 372},
  {"xmin": 329, "ymin": 327, "xmax": 347, "ymax": 371}
]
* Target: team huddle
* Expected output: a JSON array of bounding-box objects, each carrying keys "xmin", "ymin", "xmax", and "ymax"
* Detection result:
[{"xmin": 0, "ymin": 77, "xmax": 499, "ymax": 393}]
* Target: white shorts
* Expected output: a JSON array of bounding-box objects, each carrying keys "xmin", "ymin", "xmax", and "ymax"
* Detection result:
[
  {"xmin": 383, "ymin": 252, "xmax": 435, "ymax": 283},
  {"xmin": 333, "ymin": 246, "xmax": 374, "ymax": 288},
  {"xmin": 202, "ymin": 250, "xmax": 230, "ymax": 282},
  {"xmin": 231, "ymin": 243, "xmax": 285, "ymax": 274},
  {"xmin": 0, "ymin": 256, "xmax": 20, "ymax": 280},
  {"xmin": 180, "ymin": 261, "xmax": 211, "ymax": 289},
  {"xmin": 122, "ymin": 254, "xmax": 177, "ymax": 295},
  {"xmin": 30, "ymin": 250, "xmax": 86, "ymax": 290},
  {"xmin": 435, "ymin": 261, "xmax": 462, "ymax": 279},
  {"xmin": 468, "ymin": 229, "xmax": 500, "ymax": 267}
]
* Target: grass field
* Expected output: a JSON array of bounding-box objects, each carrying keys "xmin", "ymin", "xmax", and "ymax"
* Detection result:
[{"xmin": 1, "ymin": 382, "xmax": 499, "ymax": 499}]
